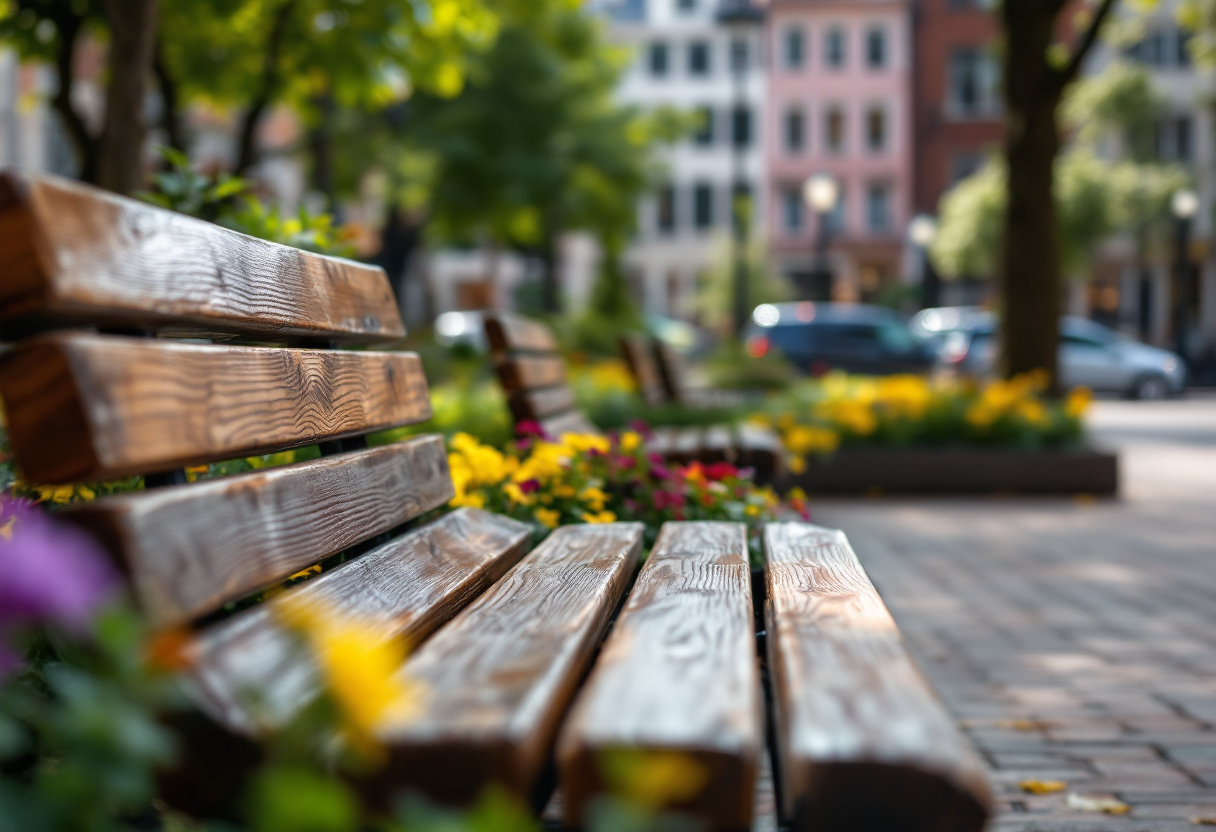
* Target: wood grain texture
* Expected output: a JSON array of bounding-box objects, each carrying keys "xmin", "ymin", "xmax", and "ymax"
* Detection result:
[
  {"xmin": 763, "ymin": 522, "xmax": 991, "ymax": 832},
  {"xmin": 508, "ymin": 386, "xmax": 577, "ymax": 422},
  {"xmin": 66, "ymin": 436, "xmax": 453, "ymax": 628},
  {"xmin": 620, "ymin": 335, "xmax": 666, "ymax": 407},
  {"xmin": 0, "ymin": 170, "xmax": 403, "ymax": 343},
  {"xmin": 368, "ymin": 522, "xmax": 645, "ymax": 808},
  {"xmin": 495, "ymin": 355, "xmax": 567, "ymax": 394},
  {"xmin": 484, "ymin": 311, "xmax": 559, "ymax": 354},
  {"xmin": 559, "ymin": 522, "xmax": 762, "ymax": 831},
  {"xmin": 0, "ymin": 332, "xmax": 432, "ymax": 483},
  {"xmin": 540, "ymin": 410, "xmax": 602, "ymax": 439},
  {"xmin": 186, "ymin": 508, "xmax": 532, "ymax": 736}
]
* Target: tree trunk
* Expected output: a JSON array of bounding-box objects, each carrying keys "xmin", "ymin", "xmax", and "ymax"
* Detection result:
[
  {"xmin": 97, "ymin": 0, "xmax": 159, "ymax": 194},
  {"xmin": 999, "ymin": 0, "xmax": 1064, "ymax": 388},
  {"xmin": 47, "ymin": 8, "xmax": 100, "ymax": 182},
  {"xmin": 153, "ymin": 40, "xmax": 185, "ymax": 153},
  {"xmin": 235, "ymin": 0, "xmax": 297, "ymax": 175}
]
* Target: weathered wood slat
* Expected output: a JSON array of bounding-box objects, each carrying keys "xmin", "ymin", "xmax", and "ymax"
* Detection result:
[
  {"xmin": 540, "ymin": 410, "xmax": 602, "ymax": 439},
  {"xmin": 653, "ymin": 340, "xmax": 689, "ymax": 404},
  {"xmin": 66, "ymin": 436, "xmax": 452, "ymax": 628},
  {"xmin": 0, "ymin": 171, "xmax": 403, "ymax": 344},
  {"xmin": 495, "ymin": 355, "xmax": 567, "ymax": 394},
  {"xmin": 764, "ymin": 523, "xmax": 991, "ymax": 832},
  {"xmin": 484, "ymin": 311, "xmax": 559, "ymax": 354},
  {"xmin": 620, "ymin": 334, "xmax": 666, "ymax": 407},
  {"xmin": 509, "ymin": 386, "xmax": 577, "ymax": 422},
  {"xmin": 0, "ymin": 333, "xmax": 431, "ymax": 483},
  {"xmin": 369, "ymin": 523, "xmax": 645, "ymax": 807},
  {"xmin": 559, "ymin": 522, "xmax": 762, "ymax": 831},
  {"xmin": 186, "ymin": 508, "xmax": 532, "ymax": 736}
]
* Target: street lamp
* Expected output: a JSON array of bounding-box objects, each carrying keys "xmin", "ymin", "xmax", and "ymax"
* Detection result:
[
  {"xmin": 717, "ymin": 0, "xmax": 764, "ymax": 335},
  {"xmin": 907, "ymin": 214, "xmax": 940, "ymax": 308},
  {"xmin": 1170, "ymin": 187, "xmax": 1199, "ymax": 361},
  {"xmin": 801, "ymin": 172, "xmax": 839, "ymax": 300}
]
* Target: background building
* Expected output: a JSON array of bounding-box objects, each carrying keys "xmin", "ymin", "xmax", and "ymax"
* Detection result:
[
  {"xmin": 764, "ymin": 0, "xmax": 914, "ymax": 304},
  {"xmin": 602, "ymin": 0, "xmax": 768, "ymax": 321}
]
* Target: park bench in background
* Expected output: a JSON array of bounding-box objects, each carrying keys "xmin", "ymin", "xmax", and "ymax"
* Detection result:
[
  {"xmin": 0, "ymin": 170, "xmax": 991, "ymax": 831},
  {"xmin": 619, "ymin": 332, "xmax": 784, "ymax": 481}
]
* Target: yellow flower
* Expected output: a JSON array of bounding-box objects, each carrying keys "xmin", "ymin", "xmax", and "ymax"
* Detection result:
[
  {"xmin": 599, "ymin": 750, "xmax": 709, "ymax": 811},
  {"xmin": 788, "ymin": 455, "xmax": 807, "ymax": 474},
  {"xmin": 503, "ymin": 481, "xmax": 534, "ymax": 507},
  {"xmin": 579, "ymin": 486, "xmax": 608, "ymax": 511},
  {"xmin": 619, "ymin": 431, "xmax": 642, "ymax": 452},
  {"xmin": 1065, "ymin": 386, "xmax": 1092, "ymax": 419},
  {"xmin": 561, "ymin": 433, "xmax": 611, "ymax": 455},
  {"xmin": 274, "ymin": 598, "xmax": 420, "ymax": 750},
  {"xmin": 582, "ymin": 510, "xmax": 617, "ymax": 524},
  {"xmin": 745, "ymin": 504, "xmax": 762, "ymax": 517},
  {"xmin": 534, "ymin": 508, "xmax": 561, "ymax": 528},
  {"xmin": 553, "ymin": 484, "xmax": 577, "ymax": 499}
]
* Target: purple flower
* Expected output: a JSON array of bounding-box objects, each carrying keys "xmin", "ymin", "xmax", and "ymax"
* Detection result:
[{"xmin": 0, "ymin": 498, "xmax": 118, "ymax": 635}]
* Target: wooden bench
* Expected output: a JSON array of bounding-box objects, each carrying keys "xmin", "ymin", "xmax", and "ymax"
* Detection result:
[
  {"xmin": 0, "ymin": 171, "xmax": 991, "ymax": 831},
  {"xmin": 619, "ymin": 333, "xmax": 784, "ymax": 481}
]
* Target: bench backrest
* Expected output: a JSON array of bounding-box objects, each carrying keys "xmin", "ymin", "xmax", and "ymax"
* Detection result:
[
  {"xmin": 0, "ymin": 170, "xmax": 449, "ymax": 629},
  {"xmin": 483, "ymin": 311, "xmax": 599, "ymax": 437},
  {"xmin": 618, "ymin": 334, "xmax": 667, "ymax": 408}
]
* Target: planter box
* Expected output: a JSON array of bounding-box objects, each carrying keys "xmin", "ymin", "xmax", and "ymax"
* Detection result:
[{"xmin": 781, "ymin": 446, "xmax": 1118, "ymax": 495}]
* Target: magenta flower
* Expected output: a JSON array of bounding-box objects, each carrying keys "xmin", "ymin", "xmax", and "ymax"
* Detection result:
[
  {"xmin": 516, "ymin": 420, "xmax": 545, "ymax": 437},
  {"xmin": 0, "ymin": 498, "xmax": 118, "ymax": 635},
  {"xmin": 629, "ymin": 420, "xmax": 655, "ymax": 440},
  {"xmin": 519, "ymin": 479, "xmax": 540, "ymax": 494}
]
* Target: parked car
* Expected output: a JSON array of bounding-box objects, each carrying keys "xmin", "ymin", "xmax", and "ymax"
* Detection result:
[
  {"xmin": 940, "ymin": 312, "xmax": 1187, "ymax": 399},
  {"xmin": 909, "ymin": 305, "xmax": 989, "ymax": 358},
  {"xmin": 744, "ymin": 302, "xmax": 935, "ymax": 375}
]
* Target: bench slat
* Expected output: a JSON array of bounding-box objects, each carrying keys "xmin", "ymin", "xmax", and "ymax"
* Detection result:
[
  {"xmin": 495, "ymin": 355, "xmax": 567, "ymax": 394},
  {"xmin": 0, "ymin": 171, "xmax": 404, "ymax": 344},
  {"xmin": 0, "ymin": 333, "xmax": 431, "ymax": 483},
  {"xmin": 652, "ymin": 341, "xmax": 689, "ymax": 404},
  {"xmin": 369, "ymin": 522, "xmax": 644, "ymax": 807},
  {"xmin": 764, "ymin": 523, "xmax": 991, "ymax": 831},
  {"xmin": 559, "ymin": 522, "xmax": 762, "ymax": 830},
  {"xmin": 186, "ymin": 508, "xmax": 532, "ymax": 735},
  {"xmin": 620, "ymin": 334, "xmax": 666, "ymax": 407},
  {"xmin": 66, "ymin": 436, "xmax": 452, "ymax": 627},
  {"xmin": 484, "ymin": 311, "xmax": 560, "ymax": 354},
  {"xmin": 540, "ymin": 410, "xmax": 601, "ymax": 439},
  {"xmin": 509, "ymin": 386, "xmax": 577, "ymax": 422}
]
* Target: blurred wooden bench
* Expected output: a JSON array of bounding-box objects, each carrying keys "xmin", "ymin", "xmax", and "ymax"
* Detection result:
[
  {"xmin": 619, "ymin": 333, "xmax": 784, "ymax": 481},
  {"xmin": 0, "ymin": 171, "xmax": 990, "ymax": 832}
]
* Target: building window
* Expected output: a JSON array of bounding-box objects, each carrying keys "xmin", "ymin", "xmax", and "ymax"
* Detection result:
[
  {"xmin": 693, "ymin": 183, "xmax": 715, "ymax": 229},
  {"xmin": 730, "ymin": 37, "xmax": 748, "ymax": 72},
  {"xmin": 1156, "ymin": 115, "xmax": 1192, "ymax": 161},
  {"xmin": 692, "ymin": 105, "xmax": 715, "ymax": 146},
  {"xmin": 1126, "ymin": 26, "xmax": 1192, "ymax": 67},
  {"xmin": 825, "ymin": 26, "xmax": 846, "ymax": 68},
  {"xmin": 688, "ymin": 41, "xmax": 711, "ymax": 76},
  {"xmin": 825, "ymin": 186, "xmax": 846, "ymax": 232},
  {"xmin": 865, "ymin": 107, "xmax": 886, "ymax": 152},
  {"xmin": 865, "ymin": 27, "xmax": 887, "ymax": 68},
  {"xmin": 948, "ymin": 48, "xmax": 1000, "ymax": 117},
  {"xmin": 732, "ymin": 105, "xmax": 752, "ymax": 148},
  {"xmin": 784, "ymin": 107, "xmax": 805, "ymax": 153},
  {"xmin": 825, "ymin": 106, "xmax": 846, "ymax": 154},
  {"xmin": 676, "ymin": 0, "xmax": 697, "ymax": 12},
  {"xmin": 783, "ymin": 26, "xmax": 805, "ymax": 69},
  {"xmin": 866, "ymin": 183, "xmax": 891, "ymax": 232},
  {"xmin": 649, "ymin": 42, "xmax": 669, "ymax": 77},
  {"xmin": 781, "ymin": 185, "xmax": 804, "ymax": 234},
  {"xmin": 657, "ymin": 185, "xmax": 676, "ymax": 235}
]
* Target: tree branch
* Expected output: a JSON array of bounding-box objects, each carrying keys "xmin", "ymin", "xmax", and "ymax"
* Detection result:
[
  {"xmin": 153, "ymin": 39, "xmax": 185, "ymax": 153},
  {"xmin": 234, "ymin": 0, "xmax": 297, "ymax": 175},
  {"xmin": 46, "ymin": 8, "xmax": 100, "ymax": 182},
  {"xmin": 1058, "ymin": 0, "xmax": 1121, "ymax": 87}
]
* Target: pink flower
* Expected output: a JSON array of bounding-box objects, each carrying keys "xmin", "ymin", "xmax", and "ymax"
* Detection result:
[
  {"xmin": 649, "ymin": 466, "xmax": 672, "ymax": 481},
  {"xmin": 629, "ymin": 420, "xmax": 655, "ymax": 440},
  {"xmin": 516, "ymin": 420, "xmax": 545, "ymax": 437},
  {"xmin": 648, "ymin": 453, "xmax": 664, "ymax": 465},
  {"xmin": 614, "ymin": 455, "xmax": 636, "ymax": 470},
  {"xmin": 519, "ymin": 479, "xmax": 540, "ymax": 494}
]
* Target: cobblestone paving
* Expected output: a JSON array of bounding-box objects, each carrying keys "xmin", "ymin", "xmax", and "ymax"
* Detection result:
[{"xmin": 813, "ymin": 398, "xmax": 1216, "ymax": 832}]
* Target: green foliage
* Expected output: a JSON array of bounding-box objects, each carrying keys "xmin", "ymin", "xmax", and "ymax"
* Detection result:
[
  {"xmin": 139, "ymin": 149, "xmax": 354, "ymax": 257},
  {"xmin": 931, "ymin": 150, "xmax": 1187, "ymax": 280},
  {"xmin": 1062, "ymin": 61, "xmax": 1162, "ymax": 159},
  {"xmin": 401, "ymin": 2, "xmax": 688, "ymax": 252},
  {"xmin": 706, "ymin": 340, "xmax": 796, "ymax": 392}
]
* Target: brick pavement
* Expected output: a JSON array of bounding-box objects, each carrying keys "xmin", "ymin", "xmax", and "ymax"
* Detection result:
[{"xmin": 813, "ymin": 398, "xmax": 1216, "ymax": 832}]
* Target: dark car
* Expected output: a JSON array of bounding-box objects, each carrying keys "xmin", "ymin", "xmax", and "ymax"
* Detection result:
[{"xmin": 744, "ymin": 302, "xmax": 935, "ymax": 375}]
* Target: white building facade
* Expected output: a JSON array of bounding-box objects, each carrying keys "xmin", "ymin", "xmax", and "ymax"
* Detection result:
[{"xmin": 602, "ymin": 0, "xmax": 768, "ymax": 322}]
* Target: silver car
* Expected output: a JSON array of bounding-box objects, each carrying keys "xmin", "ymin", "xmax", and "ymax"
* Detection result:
[{"xmin": 923, "ymin": 311, "xmax": 1187, "ymax": 399}]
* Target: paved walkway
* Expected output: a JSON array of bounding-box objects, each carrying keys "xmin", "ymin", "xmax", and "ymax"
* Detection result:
[{"xmin": 813, "ymin": 395, "xmax": 1216, "ymax": 831}]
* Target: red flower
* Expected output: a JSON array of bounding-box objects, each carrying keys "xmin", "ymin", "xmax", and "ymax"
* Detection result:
[
  {"xmin": 516, "ymin": 420, "xmax": 545, "ymax": 437},
  {"xmin": 704, "ymin": 462, "xmax": 739, "ymax": 481},
  {"xmin": 700, "ymin": 492, "xmax": 715, "ymax": 507},
  {"xmin": 519, "ymin": 479, "xmax": 540, "ymax": 494}
]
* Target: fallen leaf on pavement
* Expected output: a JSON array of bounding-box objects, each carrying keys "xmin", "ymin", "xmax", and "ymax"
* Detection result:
[
  {"xmin": 1192, "ymin": 818, "xmax": 1216, "ymax": 826},
  {"xmin": 1067, "ymin": 793, "xmax": 1130, "ymax": 814},
  {"xmin": 1000, "ymin": 719, "xmax": 1055, "ymax": 732},
  {"xmin": 1020, "ymin": 780, "xmax": 1067, "ymax": 794}
]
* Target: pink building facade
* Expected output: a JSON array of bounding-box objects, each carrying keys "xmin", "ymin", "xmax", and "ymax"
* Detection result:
[{"xmin": 765, "ymin": 0, "xmax": 914, "ymax": 303}]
